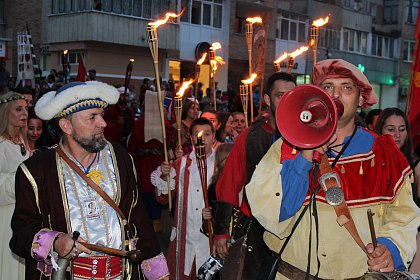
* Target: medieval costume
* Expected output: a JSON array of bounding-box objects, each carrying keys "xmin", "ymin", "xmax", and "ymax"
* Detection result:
[
  {"xmin": 151, "ymin": 150, "xmax": 215, "ymax": 280},
  {"xmin": 10, "ymin": 81, "xmax": 169, "ymax": 280},
  {"xmin": 247, "ymin": 131, "xmax": 420, "ymax": 279},
  {"xmin": 214, "ymin": 117, "xmax": 279, "ymax": 279},
  {"xmin": 0, "ymin": 135, "xmax": 29, "ymax": 280},
  {"xmin": 246, "ymin": 60, "xmax": 420, "ymax": 279}
]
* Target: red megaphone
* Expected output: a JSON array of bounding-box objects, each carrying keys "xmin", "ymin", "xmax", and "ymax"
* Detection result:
[{"xmin": 276, "ymin": 84, "xmax": 344, "ymax": 153}]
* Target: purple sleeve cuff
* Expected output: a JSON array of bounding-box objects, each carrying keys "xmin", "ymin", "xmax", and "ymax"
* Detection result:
[
  {"xmin": 141, "ymin": 253, "xmax": 169, "ymax": 280},
  {"xmin": 31, "ymin": 229, "xmax": 62, "ymax": 276}
]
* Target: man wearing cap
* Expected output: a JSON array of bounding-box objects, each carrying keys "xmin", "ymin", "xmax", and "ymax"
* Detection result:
[
  {"xmin": 10, "ymin": 81, "xmax": 169, "ymax": 280},
  {"xmin": 246, "ymin": 59, "xmax": 420, "ymax": 279}
]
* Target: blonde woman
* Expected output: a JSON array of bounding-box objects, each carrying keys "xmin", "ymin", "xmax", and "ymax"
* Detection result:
[{"xmin": 0, "ymin": 92, "xmax": 29, "ymax": 280}]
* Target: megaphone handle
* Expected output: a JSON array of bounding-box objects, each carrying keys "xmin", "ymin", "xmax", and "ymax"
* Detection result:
[{"xmin": 313, "ymin": 151, "xmax": 322, "ymax": 164}]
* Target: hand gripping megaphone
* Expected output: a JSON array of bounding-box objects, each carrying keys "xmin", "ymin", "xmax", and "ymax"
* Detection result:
[{"xmin": 276, "ymin": 84, "xmax": 344, "ymax": 159}]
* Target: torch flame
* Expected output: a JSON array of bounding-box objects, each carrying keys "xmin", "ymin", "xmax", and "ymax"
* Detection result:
[
  {"xmin": 241, "ymin": 73, "xmax": 258, "ymax": 85},
  {"xmin": 246, "ymin": 17, "xmax": 263, "ymax": 24},
  {"xmin": 211, "ymin": 42, "xmax": 221, "ymax": 51},
  {"xmin": 274, "ymin": 52, "xmax": 288, "ymax": 64},
  {"xmin": 63, "ymin": 50, "xmax": 68, "ymax": 55},
  {"xmin": 309, "ymin": 39, "xmax": 315, "ymax": 47},
  {"xmin": 197, "ymin": 53, "xmax": 207, "ymax": 65},
  {"xmin": 198, "ymin": 130, "xmax": 203, "ymax": 138},
  {"xmin": 312, "ymin": 16, "xmax": 329, "ymax": 27},
  {"xmin": 289, "ymin": 46, "xmax": 309, "ymax": 59},
  {"xmin": 148, "ymin": 10, "xmax": 184, "ymax": 28},
  {"xmin": 176, "ymin": 79, "xmax": 194, "ymax": 97},
  {"xmin": 214, "ymin": 56, "xmax": 225, "ymax": 65},
  {"xmin": 129, "ymin": 58, "xmax": 135, "ymax": 62},
  {"xmin": 210, "ymin": 56, "xmax": 225, "ymax": 73}
]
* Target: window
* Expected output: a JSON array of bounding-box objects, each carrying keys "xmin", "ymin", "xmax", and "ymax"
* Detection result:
[
  {"xmin": 51, "ymin": 0, "xmax": 176, "ymax": 20},
  {"xmin": 318, "ymin": 27, "xmax": 340, "ymax": 50},
  {"xmin": 123, "ymin": 0, "xmax": 132, "ymax": 15},
  {"xmin": 191, "ymin": 1, "xmax": 201, "ymax": 24},
  {"xmin": 180, "ymin": 0, "xmax": 189, "ymax": 22},
  {"xmin": 213, "ymin": 3, "xmax": 222, "ymax": 28},
  {"xmin": 342, "ymin": 28, "xmax": 368, "ymax": 54},
  {"xmin": 403, "ymin": 40, "xmax": 415, "ymax": 61},
  {"xmin": 277, "ymin": 13, "xmax": 307, "ymax": 43},
  {"xmin": 406, "ymin": 0, "xmax": 419, "ymax": 24},
  {"xmin": 384, "ymin": 0, "xmax": 398, "ymax": 24},
  {"xmin": 202, "ymin": 3, "xmax": 211, "ymax": 25},
  {"xmin": 67, "ymin": 52, "xmax": 84, "ymax": 65},
  {"xmin": 235, "ymin": 16, "xmax": 246, "ymax": 34},
  {"xmin": 0, "ymin": 0, "xmax": 4, "ymax": 23},
  {"xmin": 371, "ymin": 34, "xmax": 395, "ymax": 58},
  {"xmin": 343, "ymin": 0, "xmax": 368, "ymax": 13},
  {"xmin": 182, "ymin": 0, "xmax": 223, "ymax": 28}
]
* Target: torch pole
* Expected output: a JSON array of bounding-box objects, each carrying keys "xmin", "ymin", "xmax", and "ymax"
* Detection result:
[
  {"xmin": 195, "ymin": 142, "xmax": 213, "ymax": 252},
  {"xmin": 246, "ymin": 23, "xmax": 254, "ymax": 122},
  {"xmin": 240, "ymin": 84, "xmax": 249, "ymax": 128},
  {"xmin": 62, "ymin": 51, "xmax": 68, "ymax": 84},
  {"xmin": 286, "ymin": 57, "xmax": 295, "ymax": 74},
  {"xmin": 194, "ymin": 64, "xmax": 200, "ymax": 104},
  {"xmin": 208, "ymin": 49, "xmax": 217, "ymax": 111},
  {"xmin": 311, "ymin": 26, "xmax": 319, "ymax": 67},
  {"xmin": 147, "ymin": 26, "xmax": 172, "ymax": 211},
  {"xmin": 123, "ymin": 60, "xmax": 134, "ymax": 96},
  {"xmin": 174, "ymin": 96, "xmax": 183, "ymax": 151}
]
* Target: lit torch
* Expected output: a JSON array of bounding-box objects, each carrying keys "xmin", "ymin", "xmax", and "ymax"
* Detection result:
[
  {"xmin": 245, "ymin": 17, "xmax": 262, "ymax": 122},
  {"xmin": 123, "ymin": 59, "xmax": 135, "ymax": 96},
  {"xmin": 311, "ymin": 16, "xmax": 329, "ymax": 66},
  {"xmin": 147, "ymin": 10, "xmax": 183, "ymax": 211},
  {"xmin": 62, "ymin": 50, "xmax": 69, "ymax": 84},
  {"xmin": 274, "ymin": 52, "xmax": 288, "ymax": 72},
  {"xmin": 175, "ymin": 79, "xmax": 194, "ymax": 151},
  {"xmin": 194, "ymin": 53, "xmax": 207, "ymax": 103},
  {"xmin": 194, "ymin": 130, "xmax": 213, "ymax": 252},
  {"xmin": 208, "ymin": 42, "xmax": 224, "ymax": 111},
  {"xmin": 241, "ymin": 73, "xmax": 257, "ymax": 127},
  {"xmin": 286, "ymin": 46, "xmax": 309, "ymax": 74}
]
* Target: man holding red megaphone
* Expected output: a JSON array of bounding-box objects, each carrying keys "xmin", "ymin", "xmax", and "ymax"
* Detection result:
[{"xmin": 246, "ymin": 59, "xmax": 420, "ymax": 279}]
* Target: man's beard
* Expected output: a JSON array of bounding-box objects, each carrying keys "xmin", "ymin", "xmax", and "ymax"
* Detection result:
[{"xmin": 73, "ymin": 132, "xmax": 107, "ymax": 153}]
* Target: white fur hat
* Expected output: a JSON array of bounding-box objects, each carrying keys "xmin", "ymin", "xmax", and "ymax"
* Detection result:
[{"xmin": 35, "ymin": 81, "xmax": 119, "ymax": 120}]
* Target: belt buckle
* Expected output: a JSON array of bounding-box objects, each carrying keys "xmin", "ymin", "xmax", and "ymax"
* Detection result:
[{"xmin": 319, "ymin": 172, "xmax": 344, "ymax": 206}]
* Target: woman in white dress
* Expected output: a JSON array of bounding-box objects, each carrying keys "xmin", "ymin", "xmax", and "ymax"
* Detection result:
[{"xmin": 0, "ymin": 92, "xmax": 30, "ymax": 280}]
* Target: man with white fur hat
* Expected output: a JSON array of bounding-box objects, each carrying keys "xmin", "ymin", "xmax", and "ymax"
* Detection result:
[{"xmin": 10, "ymin": 81, "xmax": 169, "ymax": 280}]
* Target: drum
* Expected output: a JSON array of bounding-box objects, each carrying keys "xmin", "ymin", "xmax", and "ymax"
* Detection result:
[{"xmin": 360, "ymin": 271, "xmax": 420, "ymax": 280}]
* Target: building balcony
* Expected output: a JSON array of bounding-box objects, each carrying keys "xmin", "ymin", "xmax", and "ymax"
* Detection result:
[{"xmin": 47, "ymin": 11, "xmax": 179, "ymax": 51}]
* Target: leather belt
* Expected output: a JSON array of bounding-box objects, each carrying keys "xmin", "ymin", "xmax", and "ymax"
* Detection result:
[
  {"xmin": 319, "ymin": 155, "xmax": 367, "ymax": 255},
  {"xmin": 277, "ymin": 261, "xmax": 360, "ymax": 280}
]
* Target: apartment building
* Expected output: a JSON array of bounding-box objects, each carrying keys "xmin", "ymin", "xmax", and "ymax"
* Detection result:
[
  {"xmin": 274, "ymin": 0, "xmax": 417, "ymax": 109},
  {"xmin": 0, "ymin": 0, "xmax": 417, "ymax": 109}
]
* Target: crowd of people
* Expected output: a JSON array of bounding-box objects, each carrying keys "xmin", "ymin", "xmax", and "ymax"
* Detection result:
[{"xmin": 0, "ymin": 58, "xmax": 419, "ymax": 280}]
